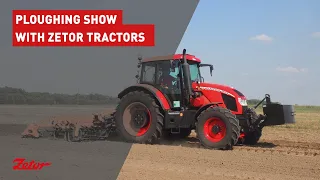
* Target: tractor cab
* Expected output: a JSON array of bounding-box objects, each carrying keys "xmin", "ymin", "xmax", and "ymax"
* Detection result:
[{"xmin": 139, "ymin": 54, "xmax": 213, "ymax": 109}]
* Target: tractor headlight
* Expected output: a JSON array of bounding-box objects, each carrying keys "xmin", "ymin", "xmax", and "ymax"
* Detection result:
[{"xmin": 238, "ymin": 98, "xmax": 247, "ymax": 106}]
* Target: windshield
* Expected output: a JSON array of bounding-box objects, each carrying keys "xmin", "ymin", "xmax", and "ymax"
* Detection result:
[
  {"xmin": 169, "ymin": 61, "xmax": 201, "ymax": 82},
  {"xmin": 189, "ymin": 63, "xmax": 201, "ymax": 82}
]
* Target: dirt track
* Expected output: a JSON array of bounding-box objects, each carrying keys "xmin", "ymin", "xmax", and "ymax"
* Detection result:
[{"xmin": 1, "ymin": 105, "xmax": 320, "ymax": 180}]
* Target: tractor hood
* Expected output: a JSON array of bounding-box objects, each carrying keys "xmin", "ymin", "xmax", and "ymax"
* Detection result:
[{"xmin": 193, "ymin": 82, "xmax": 247, "ymax": 100}]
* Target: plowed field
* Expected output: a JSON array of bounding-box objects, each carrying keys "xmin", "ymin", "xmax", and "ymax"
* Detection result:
[{"xmin": 1, "ymin": 105, "xmax": 319, "ymax": 180}]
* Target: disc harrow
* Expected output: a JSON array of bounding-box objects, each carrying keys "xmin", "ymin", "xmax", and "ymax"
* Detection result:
[{"xmin": 21, "ymin": 112, "xmax": 117, "ymax": 142}]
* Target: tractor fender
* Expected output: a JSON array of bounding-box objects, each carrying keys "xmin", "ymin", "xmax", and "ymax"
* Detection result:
[
  {"xmin": 118, "ymin": 84, "xmax": 171, "ymax": 110},
  {"xmin": 194, "ymin": 102, "xmax": 223, "ymax": 119}
]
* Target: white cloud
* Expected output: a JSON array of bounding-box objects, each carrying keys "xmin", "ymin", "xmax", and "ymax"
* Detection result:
[
  {"xmin": 276, "ymin": 66, "xmax": 308, "ymax": 73},
  {"xmin": 249, "ymin": 34, "xmax": 273, "ymax": 42},
  {"xmin": 311, "ymin": 32, "xmax": 320, "ymax": 38}
]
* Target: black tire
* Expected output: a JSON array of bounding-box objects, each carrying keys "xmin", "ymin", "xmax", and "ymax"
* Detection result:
[
  {"xmin": 114, "ymin": 91, "xmax": 164, "ymax": 144},
  {"xmin": 243, "ymin": 127, "xmax": 262, "ymax": 145},
  {"xmin": 196, "ymin": 106, "xmax": 240, "ymax": 150}
]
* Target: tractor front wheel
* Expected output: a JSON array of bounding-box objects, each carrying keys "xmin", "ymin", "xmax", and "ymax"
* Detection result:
[
  {"xmin": 196, "ymin": 106, "xmax": 240, "ymax": 150},
  {"xmin": 243, "ymin": 127, "xmax": 262, "ymax": 145},
  {"xmin": 114, "ymin": 91, "xmax": 164, "ymax": 144}
]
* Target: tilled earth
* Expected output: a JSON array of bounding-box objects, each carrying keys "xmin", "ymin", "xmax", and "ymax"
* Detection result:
[
  {"xmin": 118, "ymin": 130, "xmax": 320, "ymax": 180},
  {"xmin": 1, "ymin": 105, "xmax": 319, "ymax": 180}
]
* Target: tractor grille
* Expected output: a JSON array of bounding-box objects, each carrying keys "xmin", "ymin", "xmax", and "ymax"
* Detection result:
[{"xmin": 221, "ymin": 94, "xmax": 238, "ymax": 112}]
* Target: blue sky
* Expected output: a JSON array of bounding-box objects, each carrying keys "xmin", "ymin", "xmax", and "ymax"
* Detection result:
[{"xmin": 177, "ymin": 0, "xmax": 320, "ymax": 105}]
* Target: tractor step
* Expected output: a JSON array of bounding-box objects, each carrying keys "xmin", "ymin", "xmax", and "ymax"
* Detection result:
[
  {"xmin": 170, "ymin": 128, "xmax": 181, "ymax": 134},
  {"xmin": 168, "ymin": 111, "xmax": 182, "ymax": 115}
]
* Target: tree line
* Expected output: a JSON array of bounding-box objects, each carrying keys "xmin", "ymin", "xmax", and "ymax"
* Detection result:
[
  {"xmin": 0, "ymin": 86, "xmax": 119, "ymax": 105},
  {"xmin": 0, "ymin": 86, "xmax": 267, "ymax": 106}
]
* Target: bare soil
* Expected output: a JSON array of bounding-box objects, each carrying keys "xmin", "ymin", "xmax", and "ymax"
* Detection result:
[
  {"xmin": 118, "ymin": 129, "xmax": 320, "ymax": 180},
  {"xmin": 1, "ymin": 105, "xmax": 319, "ymax": 180}
]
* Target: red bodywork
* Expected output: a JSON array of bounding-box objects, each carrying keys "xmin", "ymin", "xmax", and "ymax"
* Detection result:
[{"xmin": 191, "ymin": 82, "xmax": 247, "ymax": 115}]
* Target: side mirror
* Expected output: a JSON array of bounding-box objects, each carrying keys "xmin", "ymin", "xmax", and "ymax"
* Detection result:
[{"xmin": 200, "ymin": 64, "xmax": 214, "ymax": 76}]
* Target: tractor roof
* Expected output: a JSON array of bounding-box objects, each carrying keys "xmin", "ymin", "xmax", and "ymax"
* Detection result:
[{"xmin": 142, "ymin": 54, "xmax": 201, "ymax": 63}]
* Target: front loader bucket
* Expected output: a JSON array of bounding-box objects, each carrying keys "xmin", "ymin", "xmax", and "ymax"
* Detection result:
[{"xmin": 262, "ymin": 103, "xmax": 295, "ymax": 126}]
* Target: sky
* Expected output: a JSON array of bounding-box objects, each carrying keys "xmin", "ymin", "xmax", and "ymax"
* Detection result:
[
  {"xmin": 177, "ymin": 0, "xmax": 320, "ymax": 105},
  {"xmin": 1, "ymin": 0, "xmax": 319, "ymax": 106}
]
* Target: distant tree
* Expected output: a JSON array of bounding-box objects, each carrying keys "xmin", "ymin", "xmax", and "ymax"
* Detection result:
[{"xmin": 0, "ymin": 86, "xmax": 119, "ymax": 105}]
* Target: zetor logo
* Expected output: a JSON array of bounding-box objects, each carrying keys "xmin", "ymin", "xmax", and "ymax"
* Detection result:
[{"xmin": 12, "ymin": 158, "xmax": 51, "ymax": 170}]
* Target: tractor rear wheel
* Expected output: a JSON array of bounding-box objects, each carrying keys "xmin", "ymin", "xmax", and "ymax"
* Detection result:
[
  {"xmin": 114, "ymin": 91, "xmax": 164, "ymax": 144},
  {"xmin": 196, "ymin": 106, "xmax": 240, "ymax": 150}
]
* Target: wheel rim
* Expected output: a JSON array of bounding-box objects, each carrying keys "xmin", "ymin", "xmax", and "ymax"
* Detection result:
[
  {"xmin": 203, "ymin": 117, "xmax": 226, "ymax": 142},
  {"xmin": 123, "ymin": 102, "xmax": 152, "ymax": 137}
]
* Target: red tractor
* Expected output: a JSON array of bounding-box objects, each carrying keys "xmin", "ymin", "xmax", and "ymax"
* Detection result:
[{"xmin": 114, "ymin": 49, "xmax": 295, "ymax": 150}]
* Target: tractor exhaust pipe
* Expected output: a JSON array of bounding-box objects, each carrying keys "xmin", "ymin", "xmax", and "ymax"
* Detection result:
[{"xmin": 181, "ymin": 49, "xmax": 193, "ymax": 104}]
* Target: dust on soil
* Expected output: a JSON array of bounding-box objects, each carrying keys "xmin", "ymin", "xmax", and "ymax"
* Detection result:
[
  {"xmin": 1, "ymin": 105, "xmax": 320, "ymax": 180},
  {"xmin": 117, "ymin": 129, "xmax": 320, "ymax": 180}
]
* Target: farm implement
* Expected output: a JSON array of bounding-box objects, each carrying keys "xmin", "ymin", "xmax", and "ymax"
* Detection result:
[
  {"xmin": 22, "ymin": 113, "xmax": 117, "ymax": 142},
  {"xmin": 22, "ymin": 49, "xmax": 296, "ymax": 150}
]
